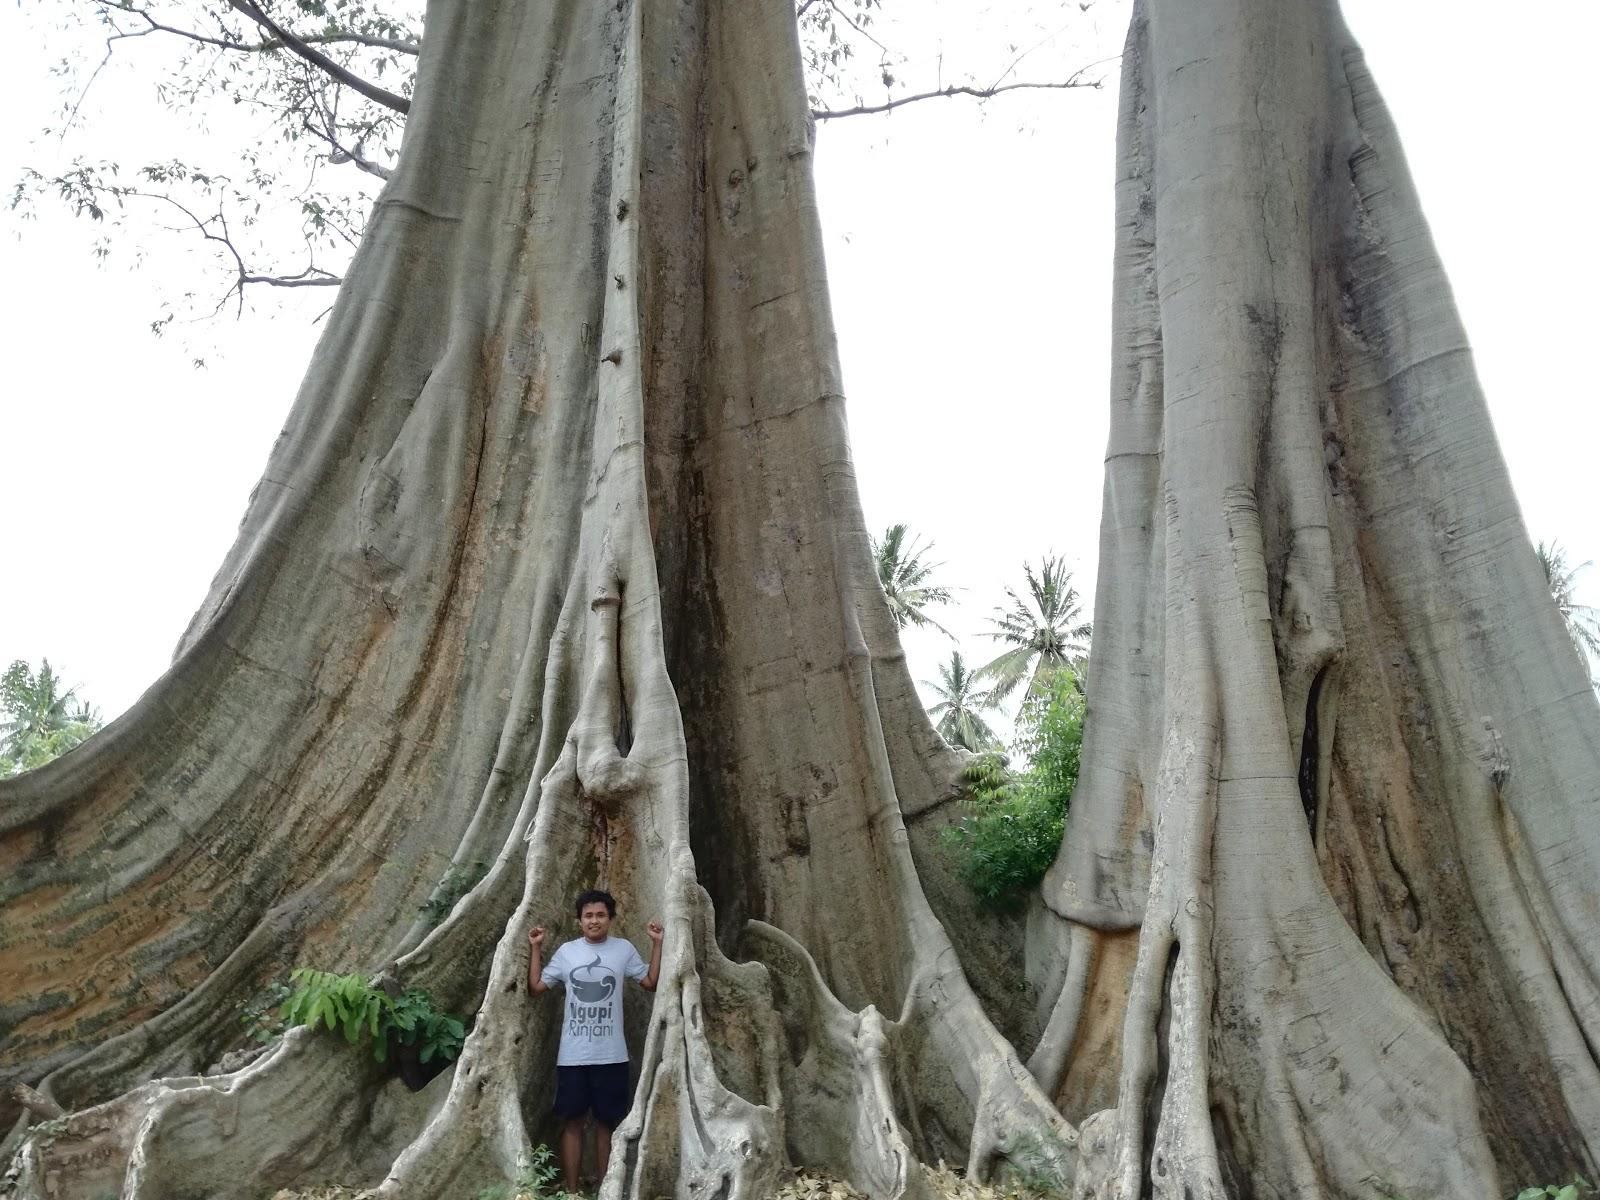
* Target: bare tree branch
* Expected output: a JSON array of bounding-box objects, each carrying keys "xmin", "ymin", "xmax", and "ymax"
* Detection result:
[
  {"xmin": 239, "ymin": 267, "xmax": 343, "ymax": 288},
  {"xmin": 247, "ymin": 30, "xmax": 417, "ymax": 55},
  {"xmin": 93, "ymin": 3, "xmax": 420, "ymax": 56},
  {"xmin": 811, "ymin": 76, "xmax": 1102, "ymax": 121},
  {"xmin": 225, "ymin": 0, "xmax": 411, "ymax": 114},
  {"xmin": 61, "ymin": 43, "xmax": 117, "ymax": 138},
  {"xmin": 985, "ymin": 21, "xmax": 1086, "ymax": 93},
  {"xmin": 823, "ymin": 0, "xmax": 890, "ymax": 56},
  {"xmin": 104, "ymin": 187, "xmax": 343, "ymax": 314},
  {"xmin": 302, "ymin": 109, "xmax": 393, "ymax": 182}
]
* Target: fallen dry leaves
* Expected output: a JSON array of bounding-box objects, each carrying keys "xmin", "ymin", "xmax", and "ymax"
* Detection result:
[{"xmin": 266, "ymin": 1163, "xmax": 1059, "ymax": 1200}]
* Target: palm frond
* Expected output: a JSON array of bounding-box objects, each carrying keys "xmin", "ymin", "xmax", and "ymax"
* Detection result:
[
  {"xmin": 0, "ymin": 659, "xmax": 103, "ymax": 768},
  {"xmin": 945, "ymin": 708, "xmax": 1001, "ymax": 753},
  {"xmin": 1535, "ymin": 538, "xmax": 1600, "ymax": 671},
  {"xmin": 924, "ymin": 651, "xmax": 1002, "ymax": 750},
  {"xmin": 980, "ymin": 557, "xmax": 1091, "ymax": 704},
  {"xmin": 975, "ymin": 645, "xmax": 1035, "ymax": 704},
  {"xmin": 871, "ymin": 523, "xmax": 957, "ymax": 637}
]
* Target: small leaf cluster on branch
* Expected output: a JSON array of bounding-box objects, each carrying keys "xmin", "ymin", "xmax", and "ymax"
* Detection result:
[
  {"xmin": 15, "ymin": 0, "xmax": 1105, "ymax": 328},
  {"xmin": 13, "ymin": 0, "xmax": 417, "ymax": 320}
]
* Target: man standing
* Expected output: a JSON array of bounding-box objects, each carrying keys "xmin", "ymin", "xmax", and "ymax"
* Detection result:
[{"xmin": 528, "ymin": 890, "xmax": 663, "ymax": 1194}]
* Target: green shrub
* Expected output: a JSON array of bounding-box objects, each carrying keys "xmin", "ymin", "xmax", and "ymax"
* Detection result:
[
  {"xmin": 939, "ymin": 675, "xmax": 1083, "ymax": 911},
  {"xmin": 1515, "ymin": 1178, "xmax": 1596, "ymax": 1200},
  {"xmin": 280, "ymin": 968, "xmax": 466, "ymax": 1065},
  {"xmin": 477, "ymin": 1144, "xmax": 581, "ymax": 1200},
  {"xmin": 1003, "ymin": 1129, "xmax": 1074, "ymax": 1195},
  {"xmin": 1013, "ymin": 676, "xmax": 1083, "ymax": 808},
  {"xmin": 1382, "ymin": 1174, "xmax": 1595, "ymax": 1200}
]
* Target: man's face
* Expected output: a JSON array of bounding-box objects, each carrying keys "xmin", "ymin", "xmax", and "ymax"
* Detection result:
[{"xmin": 578, "ymin": 901, "xmax": 613, "ymax": 941}]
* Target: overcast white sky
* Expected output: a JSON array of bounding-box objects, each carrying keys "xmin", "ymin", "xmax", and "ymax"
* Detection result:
[{"xmin": 0, "ymin": 1, "xmax": 1595, "ymax": 728}]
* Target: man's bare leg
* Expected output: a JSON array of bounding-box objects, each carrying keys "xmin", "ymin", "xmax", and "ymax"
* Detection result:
[
  {"xmin": 560, "ymin": 1118, "xmax": 585, "ymax": 1193},
  {"xmin": 596, "ymin": 1122, "xmax": 613, "ymax": 1188}
]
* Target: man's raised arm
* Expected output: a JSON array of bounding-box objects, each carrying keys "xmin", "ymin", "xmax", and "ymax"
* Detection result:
[
  {"xmin": 528, "ymin": 926, "xmax": 550, "ymax": 994},
  {"xmin": 640, "ymin": 920, "xmax": 664, "ymax": 991}
]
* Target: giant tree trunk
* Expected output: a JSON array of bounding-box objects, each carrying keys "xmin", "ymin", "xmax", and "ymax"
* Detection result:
[
  {"xmin": 0, "ymin": 2, "xmax": 1067, "ymax": 1198},
  {"xmin": 1026, "ymin": 2, "xmax": 1600, "ymax": 1198},
  {"xmin": 5, "ymin": 1, "xmax": 1599, "ymax": 1199}
]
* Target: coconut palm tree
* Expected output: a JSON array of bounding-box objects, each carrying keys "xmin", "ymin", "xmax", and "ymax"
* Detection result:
[
  {"xmin": 870, "ymin": 523, "xmax": 955, "ymax": 638},
  {"xmin": 1535, "ymin": 540, "xmax": 1600, "ymax": 672},
  {"xmin": 977, "ymin": 556, "xmax": 1092, "ymax": 705},
  {"xmin": 0, "ymin": 659, "xmax": 101, "ymax": 776},
  {"xmin": 924, "ymin": 650, "xmax": 1002, "ymax": 752}
]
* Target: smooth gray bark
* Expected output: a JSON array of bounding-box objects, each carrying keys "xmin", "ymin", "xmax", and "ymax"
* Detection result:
[
  {"xmin": 1027, "ymin": 2, "xmax": 1600, "ymax": 1197},
  {"xmin": 3, "ymin": 1, "xmax": 1597, "ymax": 1199},
  {"xmin": 0, "ymin": 2, "xmax": 1062, "ymax": 1198}
]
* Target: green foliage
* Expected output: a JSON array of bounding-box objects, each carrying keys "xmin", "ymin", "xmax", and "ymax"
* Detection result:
[
  {"xmin": 924, "ymin": 650, "xmax": 1001, "ymax": 752},
  {"xmin": 1001, "ymin": 1130, "xmax": 1074, "ymax": 1196},
  {"xmin": 388, "ymin": 987, "xmax": 467, "ymax": 1065},
  {"xmin": 1378, "ymin": 1174, "xmax": 1596, "ymax": 1200},
  {"xmin": 939, "ymin": 768, "xmax": 1061, "ymax": 911},
  {"xmin": 939, "ymin": 675, "xmax": 1084, "ymax": 911},
  {"xmin": 959, "ymin": 750, "xmax": 1018, "ymax": 808},
  {"xmin": 976, "ymin": 558, "xmax": 1092, "ymax": 707},
  {"xmin": 281, "ymin": 968, "xmax": 388, "ymax": 1050},
  {"xmin": 476, "ymin": 1144, "xmax": 581, "ymax": 1200},
  {"xmin": 0, "ymin": 659, "xmax": 103, "ymax": 777},
  {"xmin": 17, "ymin": 0, "xmax": 892, "ymax": 328},
  {"xmin": 1514, "ymin": 1176, "xmax": 1597, "ymax": 1200},
  {"xmin": 280, "ymin": 968, "xmax": 465, "ymax": 1065},
  {"xmin": 417, "ymin": 860, "xmax": 488, "ymax": 926},
  {"xmin": 1013, "ymin": 676, "xmax": 1084, "ymax": 804},
  {"xmin": 871, "ymin": 523, "xmax": 956, "ymax": 638}
]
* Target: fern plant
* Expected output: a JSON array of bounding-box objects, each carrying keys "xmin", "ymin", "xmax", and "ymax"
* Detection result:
[
  {"xmin": 389, "ymin": 987, "xmax": 467, "ymax": 1064},
  {"xmin": 477, "ymin": 1144, "xmax": 582, "ymax": 1200},
  {"xmin": 279, "ymin": 968, "xmax": 466, "ymax": 1066},
  {"xmin": 1516, "ymin": 1178, "xmax": 1597, "ymax": 1200},
  {"xmin": 1003, "ymin": 1129, "xmax": 1073, "ymax": 1196}
]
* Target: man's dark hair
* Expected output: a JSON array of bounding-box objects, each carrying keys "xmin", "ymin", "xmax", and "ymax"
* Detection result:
[{"xmin": 575, "ymin": 889, "xmax": 617, "ymax": 917}]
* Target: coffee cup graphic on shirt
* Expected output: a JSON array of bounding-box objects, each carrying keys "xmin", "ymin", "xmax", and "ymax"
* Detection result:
[{"xmin": 570, "ymin": 954, "xmax": 617, "ymax": 1004}]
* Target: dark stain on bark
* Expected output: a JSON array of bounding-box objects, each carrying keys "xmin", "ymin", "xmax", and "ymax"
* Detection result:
[{"xmin": 1297, "ymin": 665, "xmax": 1328, "ymax": 840}]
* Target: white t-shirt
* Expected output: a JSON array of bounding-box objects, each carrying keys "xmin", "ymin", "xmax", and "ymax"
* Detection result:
[{"xmin": 541, "ymin": 935, "xmax": 648, "ymax": 1065}]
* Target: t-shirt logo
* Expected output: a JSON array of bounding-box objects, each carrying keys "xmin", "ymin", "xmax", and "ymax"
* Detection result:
[
  {"xmin": 570, "ymin": 955, "xmax": 617, "ymax": 1003},
  {"xmin": 544, "ymin": 935, "xmax": 645, "ymax": 1065},
  {"xmin": 568, "ymin": 955, "xmax": 618, "ymax": 1043}
]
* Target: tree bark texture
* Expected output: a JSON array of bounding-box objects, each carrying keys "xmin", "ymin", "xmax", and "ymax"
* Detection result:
[
  {"xmin": 5, "ymin": 1, "xmax": 1599, "ymax": 1199},
  {"xmin": 0, "ymin": 1, "xmax": 1065, "ymax": 1197},
  {"xmin": 1025, "ymin": 3, "xmax": 1600, "ymax": 1198}
]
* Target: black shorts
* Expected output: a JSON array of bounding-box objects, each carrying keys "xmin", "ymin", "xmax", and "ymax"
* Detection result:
[{"xmin": 553, "ymin": 1062, "xmax": 632, "ymax": 1128}]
